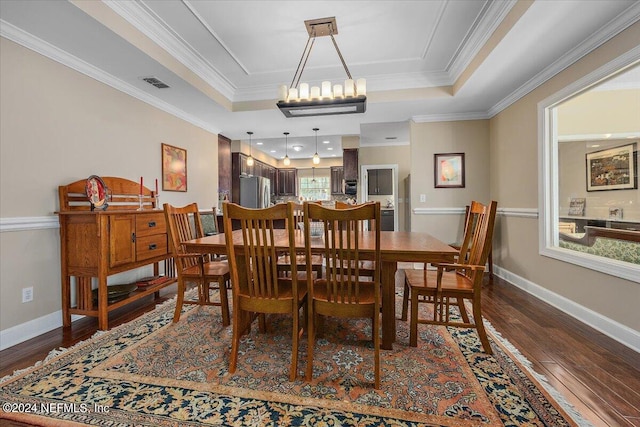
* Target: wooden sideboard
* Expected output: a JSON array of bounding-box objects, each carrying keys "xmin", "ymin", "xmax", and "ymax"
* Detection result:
[{"xmin": 57, "ymin": 177, "xmax": 176, "ymax": 330}]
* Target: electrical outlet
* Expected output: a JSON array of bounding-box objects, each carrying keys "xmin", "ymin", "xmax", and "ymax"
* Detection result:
[
  {"xmin": 22, "ymin": 287, "xmax": 33, "ymax": 303},
  {"xmin": 419, "ymin": 194, "xmax": 426, "ymax": 202}
]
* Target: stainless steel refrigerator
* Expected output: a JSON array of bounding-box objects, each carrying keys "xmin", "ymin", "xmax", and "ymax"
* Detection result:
[{"xmin": 239, "ymin": 176, "xmax": 271, "ymax": 208}]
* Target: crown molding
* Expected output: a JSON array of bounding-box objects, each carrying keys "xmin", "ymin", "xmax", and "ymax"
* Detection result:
[
  {"xmin": 0, "ymin": 20, "xmax": 220, "ymax": 136},
  {"xmin": 411, "ymin": 111, "xmax": 490, "ymax": 123},
  {"xmin": 447, "ymin": 0, "xmax": 517, "ymax": 81},
  {"xmin": 487, "ymin": 2, "xmax": 640, "ymax": 118},
  {"xmin": 103, "ymin": 0, "xmax": 236, "ymax": 100}
]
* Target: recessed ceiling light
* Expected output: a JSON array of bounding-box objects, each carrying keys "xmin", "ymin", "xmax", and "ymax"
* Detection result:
[
  {"xmin": 323, "ymin": 140, "xmax": 330, "ymax": 144},
  {"xmin": 256, "ymin": 142, "xmax": 263, "ymax": 145},
  {"xmin": 331, "ymin": 154, "xmax": 336, "ymax": 157},
  {"xmin": 327, "ymin": 147, "xmax": 333, "ymax": 151},
  {"xmin": 292, "ymin": 145, "xmax": 303, "ymax": 152},
  {"xmin": 270, "ymin": 150, "xmax": 276, "ymax": 153}
]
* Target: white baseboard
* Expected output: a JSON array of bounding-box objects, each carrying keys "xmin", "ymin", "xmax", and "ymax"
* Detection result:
[
  {"xmin": 493, "ymin": 265, "xmax": 640, "ymax": 353},
  {"xmin": 0, "ymin": 311, "xmax": 83, "ymax": 351}
]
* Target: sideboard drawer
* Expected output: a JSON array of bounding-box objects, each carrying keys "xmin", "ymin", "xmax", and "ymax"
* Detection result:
[
  {"xmin": 136, "ymin": 234, "xmax": 168, "ymax": 261},
  {"xmin": 136, "ymin": 213, "xmax": 166, "ymax": 237}
]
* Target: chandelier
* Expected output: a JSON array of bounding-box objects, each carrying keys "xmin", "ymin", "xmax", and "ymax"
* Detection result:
[{"xmin": 277, "ymin": 17, "xmax": 366, "ymax": 118}]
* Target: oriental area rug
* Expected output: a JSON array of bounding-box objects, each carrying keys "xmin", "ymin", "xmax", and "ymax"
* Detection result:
[{"xmin": 1, "ymin": 289, "xmax": 589, "ymax": 426}]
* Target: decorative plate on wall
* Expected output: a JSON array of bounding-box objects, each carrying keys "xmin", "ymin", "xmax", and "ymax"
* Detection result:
[{"xmin": 85, "ymin": 175, "xmax": 108, "ymax": 210}]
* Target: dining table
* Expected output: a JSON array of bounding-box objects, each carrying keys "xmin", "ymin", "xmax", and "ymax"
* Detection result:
[{"xmin": 183, "ymin": 229, "xmax": 458, "ymax": 350}]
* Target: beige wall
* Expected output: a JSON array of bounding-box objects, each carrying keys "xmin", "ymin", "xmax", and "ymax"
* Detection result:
[
  {"xmin": 489, "ymin": 22, "xmax": 640, "ymax": 332},
  {"xmin": 0, "ymin": 38, "xmax": 219, "ymax": 330},
  {"xmin": 409, "ymin": 120, "xmax": 491, "ymax": 243}
]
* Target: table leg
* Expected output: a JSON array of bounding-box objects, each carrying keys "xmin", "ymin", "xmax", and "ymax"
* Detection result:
[{"xmin": 381, "ymin": 260, "xmax": 397, "ymax": 350}]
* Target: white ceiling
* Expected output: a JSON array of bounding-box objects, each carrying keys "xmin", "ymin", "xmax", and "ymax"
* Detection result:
[{"xmin": 1, "ymin": 0, "xmax": 638, "ymax": 161}]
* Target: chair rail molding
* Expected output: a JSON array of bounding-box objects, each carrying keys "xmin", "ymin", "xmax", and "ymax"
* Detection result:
[
  {"xmin": 413, "ymin": 207, "xmax": 537, "ymax": 218},
  {"xmin": 0, "ymin": 216, "xmax": 59, "ymax": 232}
]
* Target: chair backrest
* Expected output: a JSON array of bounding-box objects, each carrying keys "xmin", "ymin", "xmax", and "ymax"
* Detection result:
[
  {"xmin": 164, "ymin": 203, "xmax": 205, "ymax": 270},
  {"xmin": 304, "ymin": 201, "xmax": 381, "ymax": 302},
  {"xmin": 457, "ymin": 201, "xmax": 497, "ymax": 278},
  {"xmin": 223, "ymin": 202, "xmax": 299, "ymax": 300},
  {"xmin": 334, "ymin": 200, "xmax": 376, "ymax": 232}
]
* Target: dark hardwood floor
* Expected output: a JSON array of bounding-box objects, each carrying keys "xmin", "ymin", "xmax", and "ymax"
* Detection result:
[{"xmin": 1, "ymin": 276, "xmax": 639, "ymax": 427}]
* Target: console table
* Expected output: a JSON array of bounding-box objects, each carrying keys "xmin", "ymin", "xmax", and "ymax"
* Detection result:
[{"xmin": 57, "ymin": 177, "xmax": 176, "ymax": 330}]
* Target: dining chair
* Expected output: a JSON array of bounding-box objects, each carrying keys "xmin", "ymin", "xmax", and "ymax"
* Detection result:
[
  {"xmin": 334, "ymin": 201, "xmax": 376, "ymax": 279},
  {"xmin": 163, "ymin": 203, "xmax": 231, "ymax": 325},
  {"xmin": 450, "ymin": 205, "xmax": 494, "ymax": 278},
  {"xmin": 401, "ymin": 200, "xmax": 497, "ymax": 353},
  {"xmin": 222, "ymin": 202, "xmax": 307, "ymax": 381},
  {"xmin": 304, "ymin": 201, "xmax": 382, "ymax": 388},
  {"xmin": 276, "ymin": 202, "xmax": 323, "ymax": 279}
]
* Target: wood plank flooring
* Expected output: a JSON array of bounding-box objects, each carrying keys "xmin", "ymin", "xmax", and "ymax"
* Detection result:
[{"xmin": 1, "ymin": 275, "xmax": 638, "ymax": 427}]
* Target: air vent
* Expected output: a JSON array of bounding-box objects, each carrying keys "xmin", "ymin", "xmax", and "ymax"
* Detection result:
[
  {"xmin": 385, "ymin": 136, "xmax": 398, "ymax": 140},
  {"xmin": 142, "ymin": 77, "xmax": 169, "ymax": 89}
]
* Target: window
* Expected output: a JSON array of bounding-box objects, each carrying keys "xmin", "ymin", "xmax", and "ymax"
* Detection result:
[
  {"xmin": 299, "ymin": 177, "xmax": 330, "ymax": 201},
  {"xmin": 539, "ymin": 53, "xmax": 639, "ymax": 282}
]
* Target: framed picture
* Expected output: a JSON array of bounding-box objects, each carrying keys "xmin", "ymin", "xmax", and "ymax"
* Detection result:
[
  {"xmin": 568, "ymin": 198, "xmax": 585, "ymax": 216},
  {"xmin": 586, "ymin": 143, "xmax": 637, "ymax": 192},
  {"xmin": 434, "ymin": 153, "xmax": 465, "ymax": 188},
  {"xmin": 162, "ymin": 143, "xmax": 187, "ymax": 192}
]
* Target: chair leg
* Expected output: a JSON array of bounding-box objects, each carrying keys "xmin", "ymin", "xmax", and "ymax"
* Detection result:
[
  {"xmin": 219, "ymin": 279, "xmax": 231, "ymax": 327},
  {"xmin": 472, "ymin": 297, "xmax": 492, "ymax": 355},
  {"xmin": 488, "ymin": 250, "xmax": 494, "ymax": 281},
  {"xmin": 290, "ymin": 305, "xmax": 300, "ymax": 381},
  {"xmin": 373, "ymin": 309, "xmax": 380, "ymax": 389},
  {"xmin": 409, "ymin": 290, "xmax": 419, "ymax": 347},
  {"xmin": 173, "ymin": 278, "xmax": 187, "ymax": 323},
  {"xmin": 306, "ymin": 301, "xmax": 315, "ymax": 381},
  {"xmin": 229, "ymin": 310, "xmax": 240, "ymax": 373},
  {"xmin": 457, "ymin": 299, "xmax": 470, "ymax": 324},
  {"xmin": 401, "ymin": 280, "xmax": 410, "ymax": 321}
]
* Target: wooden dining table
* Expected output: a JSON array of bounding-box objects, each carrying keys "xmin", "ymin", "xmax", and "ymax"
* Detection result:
[{"xmin": 183, "ymin": 229, "xmax": 457, "ymax": 350}]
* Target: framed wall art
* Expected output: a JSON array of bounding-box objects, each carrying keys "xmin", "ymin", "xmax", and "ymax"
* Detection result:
[
  {"xmin": 162, "ymin": 143, "xmax": 187, "ymax": 192},
  {"xmin": 586, "ymin": 143, "xmax": 637, "ymax": 192},
  {"xmin": 434, "ymin": 153, "xmax": 465, "ymax": 188}
]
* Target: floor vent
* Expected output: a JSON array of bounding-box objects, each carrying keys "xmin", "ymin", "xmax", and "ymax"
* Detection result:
[{"xmin": 142, "ymin": 77, "xmax": 169, "ymax": 89}]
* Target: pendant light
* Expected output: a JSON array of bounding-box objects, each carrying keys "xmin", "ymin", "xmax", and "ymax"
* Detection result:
[
  {"xmin": 312, "ymin": 166, "xmax": 316, "ymax": 183},
  {"xmin": 283, "ymin": 132, "xmax": 291, "ymax": 166},
  {"xmin": 246, "ymin": 131, "xmax": 254, "ymax": 167},
  {"xmin": 312, "ymin": 127, "xmax": 320, "ymax": 165}
]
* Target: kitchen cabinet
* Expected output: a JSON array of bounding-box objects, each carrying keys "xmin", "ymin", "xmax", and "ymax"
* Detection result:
[
  {"xmin": 367, "ymin": 168, "xmax": 393, "ymax": 195},
  {"xmin": 277, "ymin": 168, "xmax": 298, "ymax": 196},
  {"xmin": 330, "ymin": 166, "xmax": 344, "ymax": 194},
  {"xmin": 343, "ymin": 148, "xmax": 358, "ymax": 181},
  {"xmin": 232, "ymin": 153, "xmax": 277, "ymax": 203}
]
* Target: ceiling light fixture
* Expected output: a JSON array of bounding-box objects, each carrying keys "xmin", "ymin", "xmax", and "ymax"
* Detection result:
[
  {"xmin": 277, "ymin": 17, "xmax": 366, "ymax": 118},
  {"xmin": 312, "ymin": 167, "xmax": 316, "ymax": 183},
  {"xmin": 283, "ymin": 132, "xmax": 291, "ymax": 166},
  {"xmin": 246, "ymin": 131, "xmax": 254, "ymax": 167},
  {"xmin": 312, "ymin": 128, "xmax": 320, "ymax": 165}
]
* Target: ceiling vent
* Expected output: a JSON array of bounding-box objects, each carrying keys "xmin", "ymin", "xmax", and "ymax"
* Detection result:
[{"xmin": 142, "ymin": 77, "xmax": 169, "ymax": 89}]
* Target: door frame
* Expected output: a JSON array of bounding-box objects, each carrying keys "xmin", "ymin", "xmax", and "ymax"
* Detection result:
[{"xmin": 360, "ymin": 164, "xmax": 399, "ymax": 231}]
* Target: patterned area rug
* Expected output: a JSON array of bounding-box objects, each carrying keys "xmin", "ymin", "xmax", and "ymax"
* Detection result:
[{"xmin": 1, "ymin": 289, "xmax": 585, "ymax": 426}]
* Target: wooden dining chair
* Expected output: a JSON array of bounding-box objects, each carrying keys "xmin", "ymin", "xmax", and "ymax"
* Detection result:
[
  {"xmin": 276, "ymin": 202, "xmax": 323, "ymax": 279},
  {"xmin": 163, "ymin": 203, "xmax": 231, "ymax": 325},
  {"xmin": 401, "ymin": 200, "xmax": 497, "ymax": 353},
  {"xmin": 334, "ymin": 201, "xmax": 376, "ymax": 279},
  {"xmin": 450, "ymin": 205, "xmax": 494, "ymax": 278},
  {"xmin": 304, "ymin": 201, "xmax": 382, "ymax": 388},
  {"xmin": 223, "ymin": 202, "xmax": 307, "ymax": 381}
]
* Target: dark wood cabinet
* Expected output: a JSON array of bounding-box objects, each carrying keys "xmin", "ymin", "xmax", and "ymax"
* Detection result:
[
  {"xmin": 277, "ymin": 168, "xmax": 298, "ymax": 196},
  {"xmin": 232, "ymin": 153, "xmax": 278, "ymax": 202},
  {"xmin": 343, "ymin": 149, "xmax": 358, "ymax": 181},
  {"xmin": 331, "ymin": 166, "xmax": 344, "ymax": 194},
  {"xmin": 218, "ymin": 135, "xmax": 231, "ymax": 195},
  {"xmin": 368, "ymin": 168, "xmax": 393, "ymax": 195}
]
